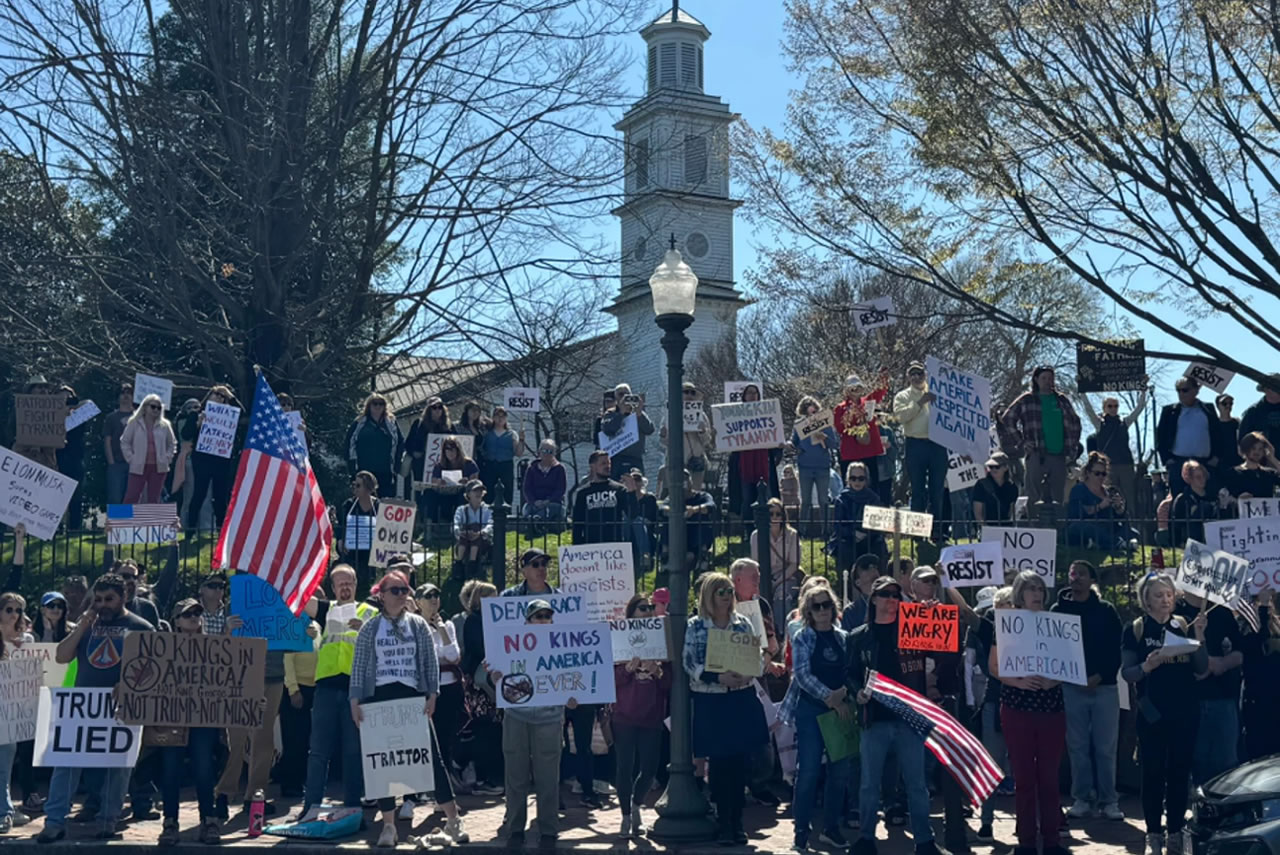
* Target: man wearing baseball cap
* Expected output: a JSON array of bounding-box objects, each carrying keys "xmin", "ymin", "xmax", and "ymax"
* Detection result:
[
  {"xmin": 501, "ymin": 549, "xmax": 558, "ymax": 598},
  {"xmin": 895, "ymin": 361, "xmax": 949, "ymax": 537}
]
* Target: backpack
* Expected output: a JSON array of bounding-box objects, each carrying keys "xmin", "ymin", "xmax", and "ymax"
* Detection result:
[{"xmin": 1131, "ymin": 614, "xmax": 1185, "ymax": 643}]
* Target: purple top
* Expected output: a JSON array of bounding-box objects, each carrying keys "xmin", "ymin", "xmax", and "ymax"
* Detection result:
[{"xmin": 523, "ymin": 461, "xmax": 566, "ymax": 504}]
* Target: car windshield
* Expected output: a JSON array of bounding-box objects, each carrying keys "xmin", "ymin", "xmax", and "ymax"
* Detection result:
[{"xmin": 1208, "ymin": 759, "xmax": 1280, "ymax": 798}]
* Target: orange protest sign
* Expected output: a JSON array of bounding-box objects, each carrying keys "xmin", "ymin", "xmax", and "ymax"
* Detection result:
[{"xmin": 897, "ymin": 601, "xmax": 959, "ymax": 652}]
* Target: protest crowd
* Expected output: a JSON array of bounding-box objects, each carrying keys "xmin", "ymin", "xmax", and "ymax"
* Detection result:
[{"xmin": 1, "ymin": 359, "xmax": 1278, "ymax": 855}]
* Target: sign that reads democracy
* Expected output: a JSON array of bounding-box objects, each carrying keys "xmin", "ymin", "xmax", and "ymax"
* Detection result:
[
  {"xmin": 424, "ymin": 433, "xmax": 474, "ymax": 469},
  {"xmin": 0, "ymin": 656, "xmax": 43, "ymax": 745},
  {"xmin": 116, "ymin": 632, "xmax": 267, "ymax": 729},
  {"xmin": 1175, "ymin": 539, "xmax": 1250, "ymax": 606},
  {"xmin": 481, "ymin": 593, "xmax": 590, "ymax": 667},
  {"xmin": 724, "ymin": 381, "xmax": 763, "ymax": 403},
  {"xmin": 897, "ymin": 602, "xmax": 960, "ymax": 652},
  {"xmin": 195, "ymin": 402, "xmax": 241, "ymax": 458},
  {"xmin": 994, "ymin": 609, "xmax": 1086, "ymax": 686},
  {"xmin": 503, "ymin": 387, "xmax": 540, "ymax": 413},
  {"xmin": 705, "ymin": 628, "xmax": 764, "ymax": 677},
  {"xmin": 230, "ymin": 573, "xmax": 314, "ymax": 651},
  {"xmin": 925, "ymin": 356, "xmax": 993, "ymax": 467},
  {"xmin": 982, "ymin": 526, "xmax": 1057, "ymax": 587},
  {"xmin": 34, "ymin": 687, "xmax": 142, "ymax": 768},
  {"xmin": 851, "ymin": 297, "xmax": 895, "ymax": 333},
  {"xmin": 65, "ymin": 400, "xmax": 100, "ymax": 432},
  {"xmin": 712, "ymin": 399, "xmax": 785, "ymax": 453},
  {"xmin": 0, "ymin": 446, "xmax": 78, "ymax": 540},
  {"xmin": 557, "ymin": 543, "xmax": 634, "ymax": 622},
  {"xmin": 609, "ymin": 616, "xmax": 669, "ymax": 662},
  {"xmin": 372, "ymin": 500, "xmax": 417, "ymax": 569},
  {"xmin": 1076, "ymin": 339, "xmax": 1146, "ymax": 393},
  {"xmin": 133, "ymin": 373, "xmax": 173, "ymax": 409},
  {"xmin": 15, "ymin": 394, "xmax": 67, "ymax": 448},
  {"xmin": 598, "ymin": 414, "xmax": 640, "ymax": 459},
  {"xmin": 939, "ymin": 542, "xmax": 1003, "ymax": 588},
  {"xmin": 862, "ymin": 506, "xmax": 933, "ymax": 538},
  {"xmin": 1206, "ymin": 518, "xmax": 1280, "ymax": 592},
  {"xmin": 360, "ymin": 698, "xmax": 435, "ymax": 800},
  {"xmin": 486, "ymin": 621, "xmax": 615, "ymax": 708},
  {"xmin": 1185, "ymin": 362, "xmax": 1234, "ymax": 395}
]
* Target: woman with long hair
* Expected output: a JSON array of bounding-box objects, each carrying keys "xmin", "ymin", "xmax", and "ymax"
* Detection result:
[
  {"xmin": 612, "ymin": 594, "xmax": 671, "ymax": 838},
  {"xmin": 405, "ymin": 396, "xmax": 453, "ymax": 484},
  {"xmin": 428, "ymin": 437, "xmax": 479, "ymax": 525},
  {"xmin": 0, "ymin": 592, "xmax": 34, "ymax": 832},
  {"xmin": 1066, "ymin": 451, "xmax": 1130, "ymax": 548},
  {"xmin": 790, "ymin": 395, "xmax": 839, "ymax": 532},
  {"xmin": 750, "ymin": 497, "xmax": 803, "ymax": 619},
  {"xmin": 120, "ymin": 393, "xmax": 177, "ymax": 504},
  {"xmin": 345, "ymin": 393, "xmax": 403, "ymax": 498},
  {"xmin": 32, "ymin": 592, "xmax": 74, "ymax": 642},
  {"xmin": 478, "ymin": 406, "xmax": 525, "ymax": 507},
  {"xmin": 414, "ymin": 583, "xmax": 464, "ymax": 786},
  {"xmin": 185, "ymin": 385, "xmax": 241, "ymax": 530},
  {"xmin": 1227, "ymin": 431, "xmax": 1280, "ymax": 501},
  {"xmin": 337, "ymin": 471, "xmax": 380, "ymax": 589}
]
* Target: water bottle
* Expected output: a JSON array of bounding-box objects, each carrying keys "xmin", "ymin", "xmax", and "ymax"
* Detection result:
[{"xmin": 248, "ymin": 790, "xmax": 265, "ymax": 838}]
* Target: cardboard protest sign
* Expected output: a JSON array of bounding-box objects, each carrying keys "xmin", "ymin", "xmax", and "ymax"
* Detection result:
[
  {"xmin": 1076, "ymin": 339, "xmax": 1146, "ymax": 393},
  {"xmin": 0, "ymin": 447, "xmax": 78, "ymax": 540},
  {"xmin": 0, "ymin": 656, "xmax": 43, "ymax": 745},
  {"xmin": 230, "ymin": 574, "xmax": 314, "ymax": 651},
  {"xmin": 195, "ymin": 402, "xmax": 240, "ymax": 458},
  {"xmin": 65, "ymin": 400, "xmax": 100, "ymax": 432},
  {"xmin": 481, "ymin": 593, "xmax": 590, "ymax": 663},
  {"xmin": 116, "ymin": 632, "xmax": 266, "ymax": 728},
  {"xmin": 939, "ymin": 542, "xmax": 1003, "ymax": 588},
  {"xmin": 705, "ymin": 628, "xmax": 764, "ymax": 677},
  {"xmin": 133, "ymin": 373, "xmax": 173, "ymax": 409},
  {"xmin": 711, "ymin": 399, "xmax": 786, "ymax": 453},
  {"xmin": 425, "ymin": 433, "xmax": 474, "ymax": 468},
  {"xmin": 851, "ymin": 297, "xmax": 895, "ymax": 333},
  {"xmin": 359, "ymin": 697, "xmax": 436, "ymax": 799},
  {"xmin": 861, "ymin": 506, "xmax": 933, "ymax": 538},
  {"xmin": 609, "ymin": 616, "xmax": 669, "ymax": 662},
  {"xmin": 1184, "ymin": 363, "xmax": 1234, "ymax": 395},
  {"xmin": 8, "ymin": 643, "xmax": 71, "ymax": 688},
  {"xmin": 15, "ymin": 394, "xmax": 67, "ymax": 448},
  {"xmin": 982, "ymin": 526, "xmax": 1057, "ymax": 587},
  {"xmin": 735, "ymin": 599, "xmax": 767, "ymax": 649},
  {"xmin": 724, "ymin": 381, "xmax": 764, "ymax": 403},
  {"xmin": 598, "ymin": 414, "xmax": 640, "ymax": 458},
  {"xmin": 34, "ymin": 687, "xmax": 142, "ymax": 768},
  {"xmin": 557, "ymin": 543, "xmax": 634, "ymax": 622},
  {"xmin": 503, "ymin": 387, "xmax": 541, "ymax": 413},
  {"xmin": 682, "ymin": 400, "xmax": 705, "ymax": 431},
  {"xmin": 897, "ymin": 602, "xmax": 960, "ymax": 652},
  {"xmin": 485, "ymin": 622, "xmax": 615, "ymax": 708},
  {"xmin": 345, "ymin": 514, "xmax": 375, "ymax": 551},
  {"xmin": 994, "ymin": 609, "xmax": 1086, "ymax": 685},
  {"xmin": 372, "ymin": 500, "xmax": 417, "ymax": 569},
  {"xmin": 794, "ymin": 410, "xmax": 834, "ymax": 443},
  {"xmin": 925, "ymin": 356, "xmax": 994, "ymax": 466},
  {"xmin": 106, "ymin": 504, "xmax": 180, "ymax": 545},
  {"xmin": 1175, "ymin": 539, "xmax": 1250, "ymax": 606},
  {"xmin": 1205, "ymin": 518, "xmax": 1280, "ymax": 593}
]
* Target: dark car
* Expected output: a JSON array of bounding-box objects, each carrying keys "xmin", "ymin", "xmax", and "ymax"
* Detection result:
[{"xmin": 1190, "ymin": 754, "xmax": 1280, "ymax": 855}]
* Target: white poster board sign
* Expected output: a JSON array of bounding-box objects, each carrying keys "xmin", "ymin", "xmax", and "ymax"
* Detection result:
[
  {"xmin": 0, "ymin": 447, "xmax": 78, "ymax": 540},
  {"xmin": 34, "ymin": 687, "xmax": 142, "ymax": 767},
  {"xmin": 425, "ymin": 434, "xmax": 474, "ymax": 469},
  {"xmin": 852, "ymin": 297, "xmax": 895, "ymax": 333},
  {"xmin": 598, "ymin": 414, "xmax": 640, "ymax": 458},
  {"xmin": 861, "ymin": 506, "xmax": 933, "ymax": 538},
  {"xmin": 195, "ymin": 402, "xmax": 240, "ymax": 458},
  {"xmin": 65, "ymin": 400, "xmax": 100, "ymax": 432},
  {"xmin": 359, "ymin": 697, "xmax": 435, "ymax": 800},
  {"xmin": 926, "ymin": 356, "xmax": 994, "ymax": 466},
  {"xmin": 371, "ymin": 499, "xmax": 416, "ymax": 569},
  {"xmin": 794, "ymin": 410, "xmax": 834, "ymax": 443},
  {"xmin": 735, "ymin": 599, "xmax": 767, "ymax": 649},
  {"xmin": 557, "ymin": 543, "xmax": 635, "ymax": 622},
  {"xmin": 682, "ymin": 401, "xmax": 705, "ymax": 431},
  {"xmin": 1175, "ymin": 539, "xmax": 1250, "ymax": 606},
  {"xmin": 1239, "ymin": 498, "xmax": 1280, "ymax": 519},
  {"xmin": 484, "ymin": 621, "xmax": 615, "ymax": 708},
  {"xmin": 1205, "ymin": 517, "xmax": 1280, "ymax": 592},
  {"xmin": 724, "ymin": 381, "xmax": 764, "ymax": 403},
  {"xmin": 503, "ymin": 387, "xmax": 541, "ymax": 413},
  {"xmin": 939, "ymin": 542, "xmax": 1003, "ymax": 589},
  {"xmin": 609, "ymin": 617, "xmax": 669, "ymax": 662},
  {"xmin": 981, "ymin": 526, "xmax": 1057, "ymax": 587},
  {"xmin": 132, "ymin": 373, "xmax": 173, "ymax": 409},
  {"xmin": 8, "ymin": 643, "xmax": 70, "ymax": 688},
  {"xmin": 994, "ymin": 609, "xmax": 1086, "ymax": 686},
  {"xmin": 711, "ymin": 399, "xmax": 786, "ymax": 453},
  {"xmin": 0, "ymin": 657, "xmax": 43, "ymax": 745},
  {"xmin": 947, "ymin": 430, "xmax": 999, "ymax": 492},
  {"xmin": 1184, "ymin": 363, "xmax": 1234, "ymax": 395}
]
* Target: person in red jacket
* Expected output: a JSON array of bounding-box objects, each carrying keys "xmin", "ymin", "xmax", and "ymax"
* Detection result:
[
  {"xmin": 833, "ymin": 372, "xmax": 891, "ymax": 485},
  {"xmin": 611, "ymin": 594, "xmax": 672, "ymax": 839}
]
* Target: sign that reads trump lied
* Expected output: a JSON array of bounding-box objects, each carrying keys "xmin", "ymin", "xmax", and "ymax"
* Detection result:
[
  {"xmin": 557, "ymin": 543, "xmax": 634, "ymax": 622},
  {"xmin": 994, "ymin": 609, "xmax": 1086, "ymax": 686},
  {"xmin": 34, "ymin": 687, "xmax": 142, "ymax": 768},
  {"xmin": 711, "ymin": 399, "xmax": 785, "ymax": 453}
]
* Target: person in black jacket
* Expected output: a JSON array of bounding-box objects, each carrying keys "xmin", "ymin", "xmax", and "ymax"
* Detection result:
[
  {"xmin": 571, "ymin": 450, "xmax": 630, "ymax": 544},
  {"xmin": 1237, "ymin": 376, "xmax": 1280, "ymax": 452},
  {"xmin": 1156, "ymin": 378, "xmax": 1224, "ymax": 500},
  {"xmin": 1050, "ymin": 560, "xmax": 1124, "ymax": 821},
  {"xmin": 1169, "ymin": 460, "xmax": 1221, "ymax": 545},
  {"xmin": 972, "ymin": 452, "xmax": 1018, "ymax": 525},
  {"xmin": 1241, "ymin": 588, "xmax": 1280, "ymax": 760}
]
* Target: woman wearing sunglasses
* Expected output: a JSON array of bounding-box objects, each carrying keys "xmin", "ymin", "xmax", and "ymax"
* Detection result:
[
  {"xmin": 414, "ymin": 583, "xmax": 464, "ymax": 789},
  {"xmin": 612, "ymin": 594, "xmax": 671, "ymax": 838},
  {"xmin": 350, "ymin": 570, "xmax": 467, "ymax": 848},
  {"xmin": 832, "ymin": 462, "xmax": 887, "ymax": 573},
  {"xmin": 0, "ymin": 592, "xmax": 34, "ymax": 832},
  {"xmin": 120, "ymin": 393, "xmax": 176, "ymax": 504}
]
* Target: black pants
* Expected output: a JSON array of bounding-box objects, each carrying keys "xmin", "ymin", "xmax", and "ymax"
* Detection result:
[
  {"xmin": 1137, "ymin": 712, "xmax": 1199, "ymax": 834},
  {"xmin": 188, "ymin": 453, "xmax": 234, "ymax": 530},
  {"xmin": 364, "ymin": 682, "xmax": 454, "ymax": 811},
  {"xmin": 433, "ymin": 682, "xmax": 464, "ymax": 773},
  {"xmin": 565, "ymin": 704, "xmax": 597, "ymax": 794},
  {"xmin": 708, "ymin": 753, "xmax": 747, "ymax": 827},
  {"xmin": 613, "ymin": 723, "xmax": 661, "ymax": 813},
  {"xmin": 277, "ymin": 684, "xmax": 315, "ymax": 793},
  {"xmin": 1244, "ymin": 698, "xmax": 1280, "ymax": 761},
  {"xmin": 479, "ymin": 460, "xmax": 514, "ymax": 507}
]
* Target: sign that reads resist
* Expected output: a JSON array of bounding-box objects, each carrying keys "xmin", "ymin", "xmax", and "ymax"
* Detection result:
[
  {"xmin": 982, "ymin": 526, "xmax": 1057, "ymax": 587},
  {"xmin": 897, "ymin": 602, "xmax": 960, "ymax": 652},
  {"xmin": 794, "ymin": 410, "xmax": 834, "ymax": 442},
  {"xmin": 994, "ymin": 609, "xmax": 1086, "ymax": 686},
  {"xmin": 1184, "ymin": 363, "xmax": 1234, "ymax": 395},
  {"xmin": 0, "ymin": 447, "xmax": 78, "ymax": 540},
  {"xmin": 1175, "ymin": 539, "xmax": 1251, "ymax": 606},
  {"xmin": 851, "ymin": 297, "xmax": 895, "ymax": 333},
  {"xmin": 503, "ymin": 387, "xmax": 540, "ymax": 413},
  {"xmin": 939, "ymin": 542, "xmax": 1002, "ymax": 588},
  {"xmin": 372, "ymin": 500, "xmax": 417, "ymax": 569},
  {"xmin": 360, "ymin": 698, "xmax": 435, "ymax": 800},
  {"xmin": 34, "ymin": 687, "xmax": 142, "ymax": 768},
  {"xmin": 116, "ymin": 632, "xmax": 267, "ymax": 729},
  {"xmin": 608, "ymin": 616, "xmax": 669, "ymax": 662},
  {"xmin": 196, "ymin": 402, "xmax": 241, "ymax": 458},
  {"xmin": 712, "ymin": 399, "xmax": 785, "ymax": 453},
  {"xmin": 557, "ymin": 543, "xmax": 634, "ymax": 622}
]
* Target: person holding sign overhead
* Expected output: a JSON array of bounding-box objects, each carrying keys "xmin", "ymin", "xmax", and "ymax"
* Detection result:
[
  {"xmin": 789, "ymin": 395, "xmax": 839, "ymax": 535},
  {"xmin": 612, "ymin": 594, "xmax": 671, "ymax": 839},
  {"xmin": 184, "ymin": 385, "xmax": 241, "ymax": 531},
  {"xmin": 1081, "ymin": 383, "xmax": 1148, "ymax": 516},
  {"xmin": 998, "ymin": 366, "xmax": 1082, "ymax": 508},
  {"xmin": 119, "ymin": 394, "xmax": 177, "ymax": 505},
  {"xmin": 599, "ymin": 383, "xmax": 654, "ymax": 479}
]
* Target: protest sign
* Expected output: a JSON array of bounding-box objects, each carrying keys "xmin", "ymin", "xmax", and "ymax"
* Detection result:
[
  {"xmin": 1239, "ymin": 497, "xmax": 1280, "ymax": 519},
  {"xmin": 1175, "ymin": 539, "xmax": 1251, "ymax": 606},
  {"xmin": 285, "ymin": 411, "xmax": 308, "ymax": 455},
  {"xmin": 0, "ymin": 447, "xmax": 78, "ymax": 540},
  {"xmin": 9, "ymin": 643, "xmax": 71, "ymax": 688},
  {"xmin": 1185, "ymin": 363, "xmax": 1234, "ymax": 395},
  {"xmin": 724, "ymin": 381, "xmax": 764, "ymax": 403},
  {"xmin": 0, "ymin": 657, "xmax": 42, "ymax": 745},
  {"xmin": 481, "ymin": 593, "xmax": 590, "ymax": 665},
  {"xmin": 609, "ymin": 616, "xmax": 669, "ymax": 662},
  {"xmin": 485, "ymin": 621, "xmax": 615, "ymax": 708},
  {"xmin": 195, "ymin": 402, "xmax": 240, "ymax": 458},
  {"xmin": 735, "ymin": 599, "xmax": 767, "ymax": 649},
  {"xmin": 345, "ymin": 514, "xmax": 375, "ymax": 551},
  {"xmin": 705, "ymin": 628, "xmax": 764, "ymax": 677},
  {"xmin": 1206, "ymin": 517, "xmax": 1280, "ymax": 592},
  {"xmin": 1076, "ymin": 339, "xmax": 1146, "ymax": 392},
  {"xmin": 65, "ymin": 400, "xmax": 100, "ymax": 432},
  {"xmin": 682, "ymin": 400, "xmax": 705, "ymax": 431},
  {"xmin": 994, "ymin": 609, "xmax": 1086, "ymax": 686},
  {"xmin": 230, "ymin": 574, "xmax": 314, "ymax": 651},
  {"xmin": 557, "ymin": 543, "xmax": 634, "ymax": 622},
  {"xmin": 424, "ymin": 434, "xmax": 474, "ymax": 469},
  {"xmin": 794, "ymin": 410, "xmax": 834, "ymax": 443},
  {"xmin": 939, "ymin": 542, "xmax": 1003, "ymax": 588},
  {"xmin": 372, "ymin": 500, "xmax": 417, "ymax": 569},
  {"xmin": 34, "ymin": 687, "xmax": 142, "ymax": 768},
  {"xmin": 15, "ymin": 394, "xmax": 67, "ymax": 448},
  {"xmin": 503, "ymin": 387, "xmax": 541, "ymax": 413},
  {"xmin": 598, "ymin": 414, "xmax": 640, "ymax": 458},
  {"xmin": 133, "ymin": 373, "xmax": 173, "ymax": 409},
  {"xmin": 106, "ymin": 503, "xmax": 180, "ymax": 545},
  {"xmin": 982, "ymin": 526, "xmax": 1057, "ymax": 587},
  {"xmin": 360, "ymin": 697, "xmax": 435, "ymax": 799},
  {"xmin": 897, "ymin": 602, "xmax": 960, "ymax": 652},
  {"xmin": 116, "ymin": 632, "xmax": 266, "ymax": 728},
  {"xmin": 851, "ymin": 297, "xmax": 895, "ymax": 333},
  {"xmin": 925, "ymin": 356, "xmax": 994, "ymax": 466},
  {"xmin": 861, "ymin": 506, "xmax": 933, "ymax": 538},
  {"xmin": 946, "ymin": 430, "xmax": 998, "ymax": 492},
  {"xmin": 711, "ymin": 399, "xmax": 786, "ymax": 453}
]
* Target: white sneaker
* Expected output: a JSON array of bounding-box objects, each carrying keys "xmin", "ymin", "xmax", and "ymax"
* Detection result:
[
  {"xmin": 398, "ymin": 801, "xmax": 416, "ymax": 821},
  {"xmin": 1067, "ymin": 799, "xmax": 1093, "ymax": 818},
  {"xmin": 444, "ymin": 817, "xmax": 469, "ymax": 844},
  {"xmin": 1146, "ymin": 832, "xmax": 1164, "ymax": 855},
  {"xmin": 630, "ymin": 805, "xmax": 645, "ymax": 836},
  {"xmin": 1101, "ymin": 802, "xmax": 1125, "ymax": 821},
  {"xmin": 377, "ymin": 824, "xmax": 398, "ymax": 848},
  {"xmin": 593, "ymin": 780, "xmax": 616, "ymax": 795}
]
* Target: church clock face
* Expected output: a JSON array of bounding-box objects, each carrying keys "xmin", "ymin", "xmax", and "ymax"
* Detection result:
[{"xmin": 686, "ymin": 232, "xmax": 709, "ymax": 258}]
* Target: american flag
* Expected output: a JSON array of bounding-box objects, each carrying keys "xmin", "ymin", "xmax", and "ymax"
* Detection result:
[
  {"xmin": 1230, "ymin": 594, "xmax": 1261, "ymax": 634},
  {"xmin": 865, "ymin": 671, "xmax": 1002, "ymax": 807},
  {"xmin": 106, "ymin": 504, "xmax": 180, "ymax": 527},
  {"xmin": 212, "ymin": 374, "xmax": 331, "ymax": 615}
]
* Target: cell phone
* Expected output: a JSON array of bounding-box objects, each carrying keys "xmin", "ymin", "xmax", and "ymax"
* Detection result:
[{"xmin": 624, "ymin": 394, "xmax": 642, "ymax": 406}]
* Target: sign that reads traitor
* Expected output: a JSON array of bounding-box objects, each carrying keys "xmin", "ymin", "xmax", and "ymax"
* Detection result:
[
  {"xmin": 861, "ymin": 506, "xmax": 933, "ymax": 538},
  {"xmin": 116, "ymin": 632, "xmax": 266, "ymax": 729},
  {"xmin": 195, "ymin": 402, "xmax": 241, "ymax": 458},
  {"xmin": 897, "ymin": 602, "xmax": 960, "ymax": 652},
  {"xmin": 982, "ymin": 526, "xmax": 1057, "ymax": 587},
  {"xmin": 34, "ymin": 687, "xmax": 142, "ymax": 768},
  {"xmin": 0, "ymin": 447, "xmax": 78, "ymax": 540},
  {"xmin": 794, "ymin": 410, "xmax": 834, "ymax": 443},
  {"xmin": 503, "ymin": 387, "xmax": 541, "ymax": 413},
  {"xmin": 1175, "ymin": 539, "xmax": 1250, "ymax": 606},
  {"xmin": 683, "ymin": 400, "xmax": 705, "ymax": 431},
  {"xmin": 424, "ymin": 434, "xmax": 474, "ymax": 469},
  {"xmin": 1206, "ymin": 518, "xmax": 1280, "ymax": 592},
  {"xmin": 705, "ymin": 628, "xmax": 764, "ymax": 677},
  {"xmin": 15, "ymin": 395, "xmax": 67, "ymax": 448},
  {"xmin": 851, "ymin": 297, "xmax": 895, "ymax": 333},
  {"xmin": 133, "ymin": 373, "xmax": 173, "ymax": 409},
  {"xmin": 230, "ymin": 574, "xmax": 314, "ymax": 651},
  {"xmin": 598, "ymin": 414, "xmax": 640, "ymax": 459},
  {"xmin": 1076, "ymin": 339, "xmax": 1146, "ymax": 393},
  {"xmin": 724, "ymin": 381, "xmax": 763, "ymax": 403},
  {"xmin": 939, "ymin": 542, "xmax": 1003, "ymax": 588},
  {"xmin": 360, "ymin": 697, "xmax": 435, "ymax": 800},
  {"xmin": 0, "ymin": 656, "xmax": 42, "ymax": 745},
  {"xmin": 372, "ymin": 500, "xmax": 417, "ymax": 569},
  {"xmin": 1185, "ymin": 363, "xmax": 1234, "ymax": 395},
  {"xmin": 925, "ymin": 356, "xmax": 993, "ymax": 467},
  {"xmin": 557, "ymin": 543, "xmax": 634, "ymax": 622},
  {"xmin": 65, "ymin": 400, "xmax": 100, "ymax": 432},
  {"xmin": 995, "ymin": 609, "xmax": 1086, "ymax": 686},
  {"xmin": 608, "ymin": 617, "xmax": 669, "ymax": 662},
  {"xmin": 711, "ymin": 399, "xmax": 785, "ymax": 453},
  {"xmin": 486, "ymin": 622, "xmax": 615, "ymax": 709}
]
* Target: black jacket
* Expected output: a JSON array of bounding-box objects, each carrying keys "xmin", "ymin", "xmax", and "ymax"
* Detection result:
[
  {"xmin": 571, "ymin": 478, "xmax": 631, "ymax": 544},
  {"xmin": 844, "ymin": 620, "xmax": 927, "ymax": 727},
  {"xmin": 1156, "ymin": 400, "xmax": 1223, "ymax": 464},
  {"xmin": 1050, "ymin": 588, "xmax": 1122, "ymax": 685}
]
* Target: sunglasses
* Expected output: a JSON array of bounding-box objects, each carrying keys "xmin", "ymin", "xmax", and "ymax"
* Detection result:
[
  {"xmin": 986, "ymin": 465, "xmax": 1003, "ymax": 471},
  {"xmin": 849, "ymin": 476, "xmax": 867, "ymax": 482},
  {"xmin": 385, "ymin": 586, "xmax": 411, "ymax": 597},
  {"xmin": 527, "ymin": 559, "xmax": 549, "ymax": 568},
  {"xmin": 43, "ymin": 603, "xmax": 65, "ymax": 610},
  {"xmin": 202, "ymin": 581, "xmax": 226, "ymax": 589},
  {"xmin": 531, "ymin": 611, "xmax": 554, "ymax": 621},
  {"xmin": 2, "ymin": 606, "xmax": 21, "ymax": 615},
  {"xmin": 178, "ymin": 610, "xmax": 202, "ymax": 620},
  {"xmin": 810, "ymin": 600, "xmax": 834, "ymax": 611},
  {"xmin": 874, "ymin": 590, "xmax": 902, "ymax": 600},
  {"xmin": 429, "ymin": 404, "xmax": 443, "ymax": 410},
  {"xmin": 418, "ymin": 592, "xmax": 441, "ymax": 600},
  {"xmin": 119, "ymin": 573, "xmax": 138, "ymax": 580},
  {"xmin": 147, "ymin": 404, "xmax": 161, "ymax": 411},
  {"xmin": 633, "ymin": 603, "xmax": 654, "ymax": 614},
  {"xmin": 713, "ymin": 587, "xmax": 734, "ymax": 597},
  {"xmin": 1089, "ymin": 469, "xmax": 1107, "ymax": 477}
]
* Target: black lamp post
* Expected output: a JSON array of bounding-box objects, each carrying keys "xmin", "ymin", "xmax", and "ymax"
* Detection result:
[{"xmin": 648, "ymin": 237, "xmax": 715, "ymax": 842}]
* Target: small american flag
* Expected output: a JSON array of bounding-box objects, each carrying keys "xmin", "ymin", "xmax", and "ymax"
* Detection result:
[
  {"xmin": 1230, "ymin": 594, "xmax": 1261, "ymax": 634},
  {"xmin": 106, "ymin": 504, "xmax": 180, "ymax": 527},
  {"xmin": 866, "ymin": 671, "xmax": 1002, "ymax": 807},
  {"xmin": 213, "ymin": 373, "xmax": 331, "ymax": 615}
]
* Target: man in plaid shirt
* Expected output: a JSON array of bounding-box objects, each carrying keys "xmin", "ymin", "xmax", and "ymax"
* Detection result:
[
  {"xmin": 998, "ymin": 366, "xmax": 1082, "ymax": 508},
  {"xmin": 196, "ymin": 573, "xmax": 229, "ymax": 634}
]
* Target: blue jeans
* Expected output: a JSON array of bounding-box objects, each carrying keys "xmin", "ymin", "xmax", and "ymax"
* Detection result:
[
  {"xmin": 522, "ymin": 502, "xmax": 564, "ymax": 522},
  {"xmin": 1062, "ymin": 683, "xmax": 1119, "ymax": 805},
  {"xmin": 859, "ymin": 719, "xmax": 933, "ymax": 844},
  {"xmin": 0, "ymin": 742, "xmax": 15, "ymax": 819},
  {"xmin": 979, "ymin": 703, "xmax": 1009, "ymax": 826},
  {"xmin": 1193, "ymin": 698, "xmax": 1239, "ymax": 786},
  {"xmin": 45, "ymin": 765, "xmax": 131, "ymax": 832},
  {"xmin": 106, "ymin": 461, "xmax": 130, "ymax": 506},
  {"xmin": 949, "ymin": 489, "xmax": 974, "ymax": 540},
  {"xmin": 798, "ymin": 467, "xmax": 831, "ymax": 530},
  {"xmin": 628, "ymin": 517, "xmax": 652, "ymax": 563},
  {"xmin": 162, "ymin": 728, "xmax": 219, "ymax": 820},
  {"xmin": 793, "ymin": 701, "xmax": 851, "ymax": 840},
  {"xmin": 303, "ymin": 684, "xmax": 365, "ymax": 810},
  {"xmin": 906, "ymin": 437, "xmax": 948, "ymax": 523}
]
